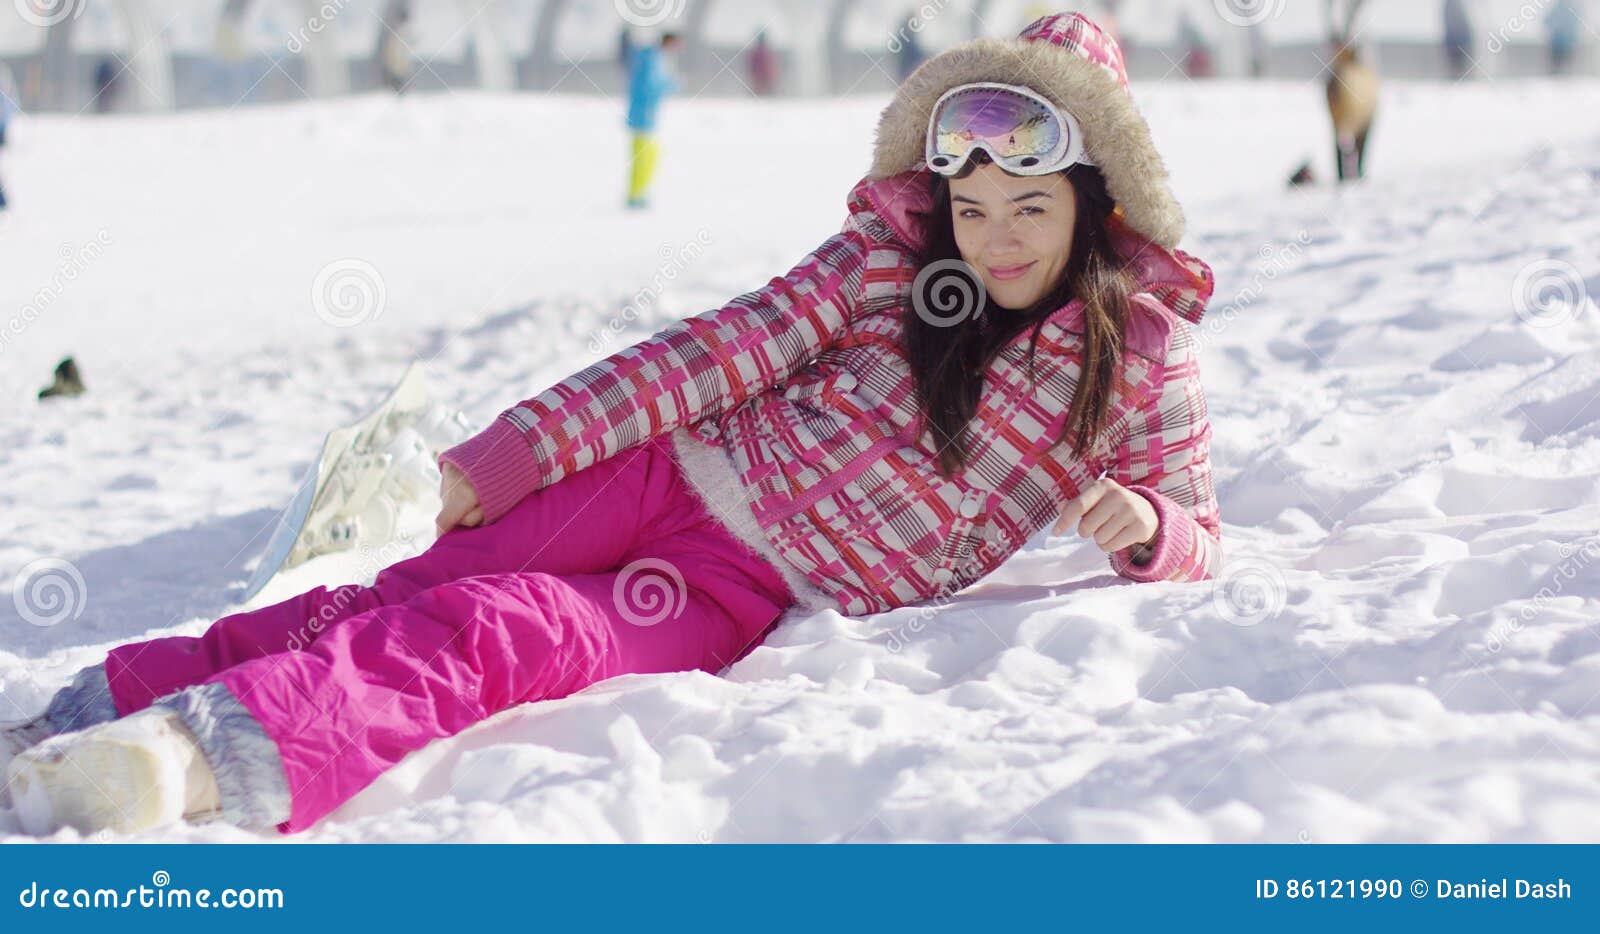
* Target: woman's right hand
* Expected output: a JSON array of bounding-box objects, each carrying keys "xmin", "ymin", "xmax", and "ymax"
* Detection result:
[{"xmin": 435, "ymin": 457, "xmax": 484, "ymax": 537}]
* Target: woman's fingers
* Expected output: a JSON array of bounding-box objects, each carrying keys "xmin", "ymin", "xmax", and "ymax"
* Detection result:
[
  {"xmin": 435, "ymin": 497, "xmax": 465, "ymax": 537},
  {"xmin": 1053, "ymin": 480, "xmax": 1103, "ymax": 534},
  {"xmin": 1079, "ymin": 496, "xmax": 1125, "ymax": 543},
  {"xmin": 1053, "ymin": 478, "xmax": 1158, "ymax": 553},
  {"xmin": 463, "ymin": 507, "xmax": 483, "ymax": 527},
  {"xmin": 1100, "ymin": 519, "xmax": 1143, "ymax": 552}
]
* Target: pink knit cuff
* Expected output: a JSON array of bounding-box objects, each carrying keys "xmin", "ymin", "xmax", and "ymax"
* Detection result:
[
  {"xmin": 1109, "ymin": 484, "xmax": 1194, "ymax": 583},
  {"xmin": 437, "ymin": 417, "xmax": 545, "ymax": 526}
]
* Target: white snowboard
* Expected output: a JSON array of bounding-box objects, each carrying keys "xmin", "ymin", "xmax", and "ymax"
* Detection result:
[{"xmin": 240, "ymin": 361, "xmax": 477, "ymax": 605}]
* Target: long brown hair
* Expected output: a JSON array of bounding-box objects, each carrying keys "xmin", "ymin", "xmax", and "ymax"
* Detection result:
[{"xmin": 905, "ymin": 150, "xmax": 1137, "ymax": 478}]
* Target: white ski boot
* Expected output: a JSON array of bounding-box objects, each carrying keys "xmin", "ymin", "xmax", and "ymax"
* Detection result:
[{"xmin": 6, "ymin": 707, "xmax": 222, "ymax": 836}]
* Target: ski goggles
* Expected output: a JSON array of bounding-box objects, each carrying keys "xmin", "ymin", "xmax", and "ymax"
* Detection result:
[{"xmin": 924, "ymin": 82, "xmax": 1093, "ymax": 177}]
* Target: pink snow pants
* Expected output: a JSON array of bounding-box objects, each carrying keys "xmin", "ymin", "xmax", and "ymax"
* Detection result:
[{"xmin": 101, "ymin": 435, "xmax": 796, "ymax": 833}]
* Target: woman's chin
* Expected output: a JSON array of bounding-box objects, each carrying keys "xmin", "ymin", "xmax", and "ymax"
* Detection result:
[{"xmin": 986, "ymin": 283, "xmax": 1041, "ymax": 310}]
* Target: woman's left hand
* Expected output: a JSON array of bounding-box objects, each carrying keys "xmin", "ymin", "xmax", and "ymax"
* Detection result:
[{"xmin": 1053, "ymin": 476, "xmax": 1159, "ymax": 554}]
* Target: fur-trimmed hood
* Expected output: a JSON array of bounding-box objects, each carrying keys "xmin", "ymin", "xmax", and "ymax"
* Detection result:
[{"xmin": 868, "ymin": 11, "xmax": 1187, "ymax": 250}]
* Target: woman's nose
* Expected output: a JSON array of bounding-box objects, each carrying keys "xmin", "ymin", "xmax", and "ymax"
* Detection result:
[{"xmin": 986, "ymin": 222, "xmax": 1024, "ymax": 254}]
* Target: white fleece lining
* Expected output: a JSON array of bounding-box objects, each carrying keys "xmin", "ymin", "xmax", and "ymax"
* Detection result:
[{"xmin": 666, "ymin": 428, "xmax": 841, "ymax": 617}]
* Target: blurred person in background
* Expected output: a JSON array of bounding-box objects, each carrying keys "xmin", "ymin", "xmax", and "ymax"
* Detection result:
[
  {"xmin": 0, "ymin": 61, "xmax": 13, "ymax": 210},
  {"xmin": 215, "ymin": 15, "xmax": 253, "ymax": 105},
  {"xmin": 1248, "ymin": 20, "xmax": 1269, "ymax": 77},
  {"xmin": 749, "ymin": 28, "xmax": 778, "ymax": 96},
  {"xmin": 379, "ymin": 3, "xmax": 416, "ymax": 94},
  {"xmin": 1443, "ymin": 0, "xmax": 1475, "ymax": 80},
  {"xmin": 1178, "ymin": 10, "xmax": 1213, "ymax": 78},
  {"xmin": 1, "ymin": 60, "xmax": 17, "ymax": 146},
  {"xmin": 1546, "ymin": 0, "xmax": 1582, "ymax": 75},
  {"xmin": 1325, "ymin": 0, "xmax": 1379, "ymax": 182},
  {"xmin": 93, "ymin": 57, "xmax": 120, "ymax": 113},
  {"xmin": 625, "ymin": 31, "xmax": 683, "ymax": 209}
]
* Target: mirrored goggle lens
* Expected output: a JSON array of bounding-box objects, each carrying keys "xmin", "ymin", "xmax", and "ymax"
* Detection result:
[{"xmin": 931, "ymin": 89, "xmax": 1062, "ymax": 163}]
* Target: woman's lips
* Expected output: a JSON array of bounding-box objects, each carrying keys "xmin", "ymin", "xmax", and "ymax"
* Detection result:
[{"xmin": 987, "ymin": 261, "xmax": 1035, "ymax": 281}]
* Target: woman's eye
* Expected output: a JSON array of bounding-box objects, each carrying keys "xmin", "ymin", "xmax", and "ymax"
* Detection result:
[
  {"xmin": 1018, "ymin": 206, "xmax": 1044, "ymax": 216},
  {"xmin": 958, "ymin": 209, "xmax": 982, "ymax": 219}
]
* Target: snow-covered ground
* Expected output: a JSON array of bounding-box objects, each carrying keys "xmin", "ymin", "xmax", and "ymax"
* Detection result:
[{"xmin": 2, "ymin": 79, "xmax": 1598, "ymax": 842}]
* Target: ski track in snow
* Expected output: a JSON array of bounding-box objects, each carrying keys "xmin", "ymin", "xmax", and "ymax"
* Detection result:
[{"xmin": 1, "ymin": 87, "xmax": 1599, "ymax": 842}]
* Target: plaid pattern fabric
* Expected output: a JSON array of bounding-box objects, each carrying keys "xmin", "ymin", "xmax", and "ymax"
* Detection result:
[
  {"xmin": 441, "ymin": 172, "xmax": 1222, "ymax": 616},
  {"xmin": 1018, "ymin": 12, "xmax": 1130, "ymax": 91}
]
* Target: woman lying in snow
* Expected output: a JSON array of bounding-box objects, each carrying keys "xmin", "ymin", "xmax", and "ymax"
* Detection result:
[{"xmin": 2, "ymin": 10, "xmax": 1220, "ymax": 837}]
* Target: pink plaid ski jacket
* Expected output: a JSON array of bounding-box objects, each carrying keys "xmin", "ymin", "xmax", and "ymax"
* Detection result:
[{"xmin": 440, "ymin": 168, "xmax": 1222, "ymax": 617}]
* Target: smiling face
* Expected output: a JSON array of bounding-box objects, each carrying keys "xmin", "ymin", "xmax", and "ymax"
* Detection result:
[{"xmin": 947, "ymin": 161, "xmax": 1078, "ymax": 311}]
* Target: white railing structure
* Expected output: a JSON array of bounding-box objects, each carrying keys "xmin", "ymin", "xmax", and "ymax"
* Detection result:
[{"xmin": 4, "ymin": 0, "xmax": 1594, "ymax": 112}]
